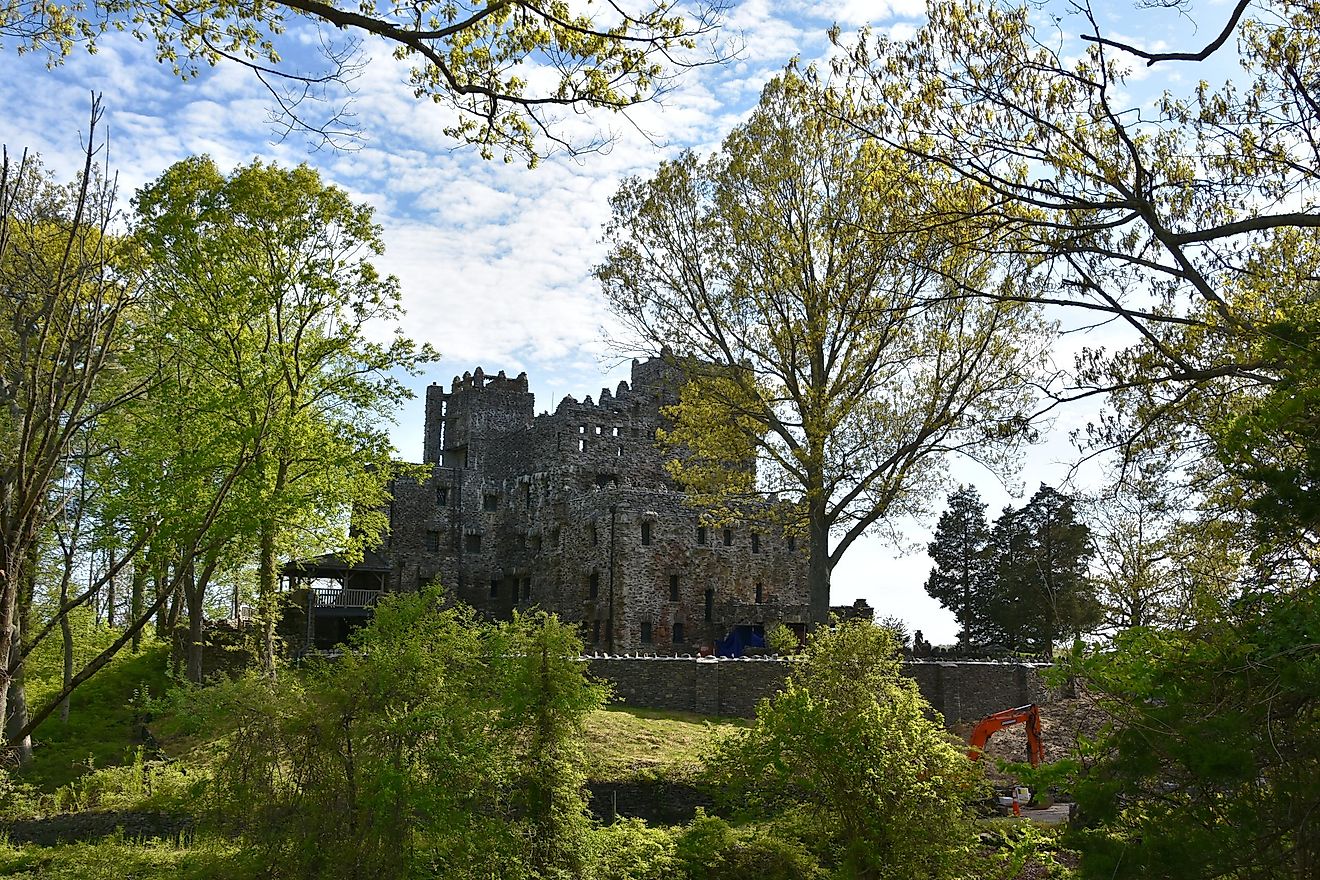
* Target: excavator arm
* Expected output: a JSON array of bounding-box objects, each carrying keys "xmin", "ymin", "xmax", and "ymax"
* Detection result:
[{"xmin": 966, "ymin": 703, "xmax": 1045, "ymax": 766}]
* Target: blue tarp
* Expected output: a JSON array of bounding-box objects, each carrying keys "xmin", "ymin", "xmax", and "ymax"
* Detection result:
[{"xmin": 716, "ymin": 625, "xmax": 765, "ymax": 657}]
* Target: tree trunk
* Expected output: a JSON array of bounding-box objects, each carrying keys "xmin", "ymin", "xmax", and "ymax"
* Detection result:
[
  {"xmin": 59, "ymin": 571, "xmax": 73, "ymax": 724},
  {"xmin": 258, "ymin": 521, "xmax": 278, "ymax": 675},
  {"xmin": 257, "ymin": 456, "xmax": 290, "ymax": 675},
  {"xmin": 105, "ymin": 547, "xmax": 116, "ymax": 628},
  {"xmin": 154, "ymin": 564, "xmax": 170, "ymax": 640},
  {"xmin": 185, "ymin": 558, "xmax": 205, "ymax": 684},
  {"xmin": 4, "ymin": 612, "xmax": 33, "ymax": 766},
  {"xmin": 130, "ymin": 563, "xmax": 147, "ymax": 653},
  {"xmin": 807, "ymin": 493, "xmax": 832, "ymax": 628}
]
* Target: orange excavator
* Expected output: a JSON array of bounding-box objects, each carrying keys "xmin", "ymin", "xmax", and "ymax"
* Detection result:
[
  {"xmin": 967, "ymin": 703, "xmax": 1045, "ymax": 766},
  {"xmin": 966, "ymin": 704, "xmax": 1045, "ymax": 816}
]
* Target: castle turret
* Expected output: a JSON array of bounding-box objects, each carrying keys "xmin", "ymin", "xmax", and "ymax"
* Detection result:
[{"xmin": 434, "ymin": 368, "xmax": 534, "ymax": 468}]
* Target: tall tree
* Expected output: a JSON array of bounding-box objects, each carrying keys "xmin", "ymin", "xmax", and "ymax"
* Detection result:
[
  {"xmin": 923, "ymin": 485, "xmax": 995, "ymax": 648},
  {"xmin": 989, "ymin": 485, "xmax": 1098, "ymax": 658},
  {"xmin": 8, "ymin": 0, "xmax": 725, "ymax": 161},
  {"xmin": 597, "ymin": 74, "xmax": 1050, "ymax": 625},
  {"xmin": 124, "ymin": 156, "xmax": 434, "ymax": 678},
  {"xmin": 0, "ymin": 102, "xmax": 146, "ymax": 756},
  {"xmin": 836, "ymin": 0, "xmax": 1320, "ymax": 544}
]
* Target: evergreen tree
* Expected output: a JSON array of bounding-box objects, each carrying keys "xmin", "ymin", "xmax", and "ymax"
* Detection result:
[
  {"xmin": 923, "ymin": 486, "xmax": 996, "ymax": 648},
  {"xmin": 989, "ymin": 485, "xmax": 1099, "ymax": 658}
]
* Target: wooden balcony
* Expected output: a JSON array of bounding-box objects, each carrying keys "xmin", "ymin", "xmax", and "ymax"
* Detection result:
[{"xmin": 310, "ymin": 587, "xmax": 383, "ymax": 610}]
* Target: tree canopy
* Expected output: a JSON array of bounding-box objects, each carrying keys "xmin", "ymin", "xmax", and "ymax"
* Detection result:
[
  {"xmin": 3, "ymin": 0, "xmax": 725, "ymax": 161},
  {"xmin": 597, "ymin": 73, "xmax": 1050, "ymax": 624}
]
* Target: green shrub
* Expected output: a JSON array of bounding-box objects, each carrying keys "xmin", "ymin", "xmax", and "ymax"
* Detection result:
[
  {"xmin": 588, "ymin": 818, "xmax": 679, "ymax": 880},
  {"xmin": 676, "ymin": 811, "xmax": 825, "ymax": 880},
  {"xmin": 766, "ymin": 623, "xmax": 800, "ymax": 656}
]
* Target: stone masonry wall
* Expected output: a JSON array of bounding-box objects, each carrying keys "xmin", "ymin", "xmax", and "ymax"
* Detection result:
[{"xmin": 586, "ymin": 657, "xmax": 1050, "ymax": 724}]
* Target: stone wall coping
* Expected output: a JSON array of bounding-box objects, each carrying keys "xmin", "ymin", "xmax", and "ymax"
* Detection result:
[{"xmin": 579, "ymin": 654, "xmax": 1051, "ymax": 667}]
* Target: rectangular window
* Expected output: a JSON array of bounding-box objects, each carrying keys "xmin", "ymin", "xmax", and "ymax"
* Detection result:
[
  {"xmin": 641, "ymin": 621, "xmax": 652, "ymax": 644},
  {"xmin": 641, "ymin": 522, "xmax": 652, "ymax": 546},
  {"xmin": 787, "ymin": 536, "xmax": 796, "ymax": 553},
  {"xmin": 669, "ymin": 575, "xmax": 680, "ymax": 602},
  {"xmin": 595, "ymin": 425, "xmax": 603, "ymax": 435},
  {"xmin": 755, "ymin": 582, "xmax": 764, "ymax": 603},
  {"xmin": 704, "ymin": 588, "xmax": 714, "ymax": 622},
  {"xmin": 723, "ymin": 528, "xmax": 732, "ymax": 546},
  {"xmin": 489, "ymin": 579, "xmax": 499, "ymax": 599},
  {"xmin": 589, "ymin": 572, "xmax": 600, "ymax": 599},
  {"xmin": 612, "ymin": 426, "xmax": 621, "ymax": 437},
  {"xmin": 483, "ymin": 493, "xmax": 498, "ymax": 512},
  {"xmin": 465, "ymin": 533, "xmax": 481, "ymax": 552},
  {"xmin": 751, "ymin": 533, "xmax": 760, "ymax": 553},
  {"xmin": 425, "ymin": 530, "xmax": 440, "ymax": 552},
  {"xmin": 578, "ymin": 437, "xmax": 586, "ymax": 452},
  {"xmin": 579, "ymin": 425, "xmax": 586, "ymax": 433},
  {"xmin": 522, "ymin": 577, "xmax": 532, "ymax": 601},
  {"xmin": 436, "ymin": 486, "xmax": 448, "ymax": 507},
  {"xmin": 697, "ymin": 526, "xmax": 707, "ymax": 546},
  {"xmin": 590, "ymin": 524, "xmax": 599, "ymax": 546},
  {"xmin": 673, "ymin": 620, "xmax": 685, "ymax": 644},
  {"xmin": 593, "ymin": 620, "xmax": 601, "ymax": 644}
]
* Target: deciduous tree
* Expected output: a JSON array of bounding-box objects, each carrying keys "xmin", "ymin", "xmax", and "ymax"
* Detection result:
[
  {"xmin": 597, "ymin": 73, "xmax": 1050, "ymax": 625},
  {"xmin": 5, "ymin": 0, "xmax": 726, "ymax": 161}
]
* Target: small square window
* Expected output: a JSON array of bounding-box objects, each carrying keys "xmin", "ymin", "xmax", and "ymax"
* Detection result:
[
  {"xmin": 466, "ymin": 533, "xmax": 482, "ymax": 552},
  {"xmin": 488, "ymin": 579, "xmax": 499, "ymax": 599},
  {"xmin": 669, "ymin": 575, "xmax": 680, "ymax": 602},
  {"xmin": 641, "ymin": 522, "xmax": 652, "ymax": 546},
  {"xmin": 579, "ymin": 425, "xmax": 586, "ymax": 434},
  {"xmin": 723, "ymin": 528, "xmax": 732, "ymax": 546},
  {"xmin": 640, "ymin": 621, "xmax": 652, "ymax": 644},
  {"xmin": 425, "ymin": 530, "xmax": 440, "ymax": 552},
  {"xmin": 595, "ymin": 425, "xmax": 603, "ymax": 435},
  {"xmin": 673, "ymin": 620, "xmax": 685, "ymax": 644},
  {"xmin": 483, "ymin": 493, "xmax": 498, "ymax": 512},
  {"xmin": 612, "ymin": 426, "xmax": 621, "ymax": 437},
  {"xmin": 436, "ymin": 486, "xmax": 448, "ymax": 507}
]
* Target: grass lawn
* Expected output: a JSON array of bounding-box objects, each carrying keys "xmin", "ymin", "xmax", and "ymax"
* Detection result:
[
  {"xmin": 583, "ymin": 705, "xmax": 746, "ymax": 782},
  {"xmin": 18, "ymin": 645, "xmax": 173, "ymax": 792}
]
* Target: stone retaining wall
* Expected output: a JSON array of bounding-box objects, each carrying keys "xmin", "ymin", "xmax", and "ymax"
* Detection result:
[{"xmin": 585, "ymin": 656, "xmax": 1050, "ymax": 724}]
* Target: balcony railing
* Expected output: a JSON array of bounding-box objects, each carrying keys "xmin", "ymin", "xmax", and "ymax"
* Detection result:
[{"xmin": 310, "ymin": 587, "xmax": 383, "ymax": 609}]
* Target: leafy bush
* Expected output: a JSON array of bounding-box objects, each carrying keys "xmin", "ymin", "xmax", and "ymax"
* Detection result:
[
  {"xmin": 588, "ymin": 818, "xmax": 679, "ymax": 880},
  {"xmin": 766, "ymin": 623, "xmax": 800, "ymax": 656},
  {"xmin": 707, "ymin": 620, "xmax": 984, "ymax": 879},
  {"xmin": 206, "ymin": 592, "xmax": 607, "ymax": 880},
  {"xmin": 676, "ymin": 810, "xmax": 825, "ymax": 880}
]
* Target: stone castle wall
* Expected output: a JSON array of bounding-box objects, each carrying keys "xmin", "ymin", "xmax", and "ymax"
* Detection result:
[{"xmin": 585, "ymin": 656, "xmax": 1050, "ymax": 723}]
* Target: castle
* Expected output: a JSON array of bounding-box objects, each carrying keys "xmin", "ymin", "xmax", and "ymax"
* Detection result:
[{"xmin": 290, "ymin": 357, "xmax": 812, "ymax": 652}]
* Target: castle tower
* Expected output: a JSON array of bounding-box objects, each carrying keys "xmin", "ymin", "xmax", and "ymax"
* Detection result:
[{"xmin": 428, "ymin": 367, "xmax": 534, "ymax": 468}]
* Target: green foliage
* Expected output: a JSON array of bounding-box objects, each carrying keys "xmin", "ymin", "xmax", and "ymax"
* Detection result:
[
  {"xmin": 765, "ymin": 622, "xmax": 800, "ymax": 656},
  {"xmin": 588, "ymin": 819, "xmax": 679, "ymax": 880},
  {"xmin": 708, "ymin": 620, "xmax": 984, "ymax": 879},
  {"xmin": 924, "ymin": 485, "xmax": 995, "ymax": 647},
  {"xmin": 205, "ymin": 591, "xmax": 607, "ymax": 880},
  {"xmin": 6, "ymin": 0, "xmax": 715, "ymax": 163},
  {"xmin": 675, "ymin": 812, "xmax": 826, "ymax": 880},
  {"xmin": 1062, "ymin": 588, "xmax": 1320, "ymax": 880},
  {"xmin": 0, "ymin": 834, "xmax": 256, "ymax": 879},
  {"xmin": 599, "ymin": 71, "xmax": 1050, "ymax": 623},
  {"xmin": 18, "ymin": 644, "xmax": 171, "ymax": 792}
]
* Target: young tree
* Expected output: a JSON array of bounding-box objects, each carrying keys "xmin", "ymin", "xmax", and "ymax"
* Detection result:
[
  {"xmin": 708, "ymin": 619, "xmax": 983, "ymax": 880},
  {"xmin": 9, "ymin": 0, "xmax": 725, "ymax": 161},
  {"xmin": 989, "ymin": 485, "xmax": 1099, "ymax": 658},
  {"xmin": 0, "ymin": 103, "xmax": 147, "ymax": 757},
  {"xmin": 923, "ymin": 485, "xmax": 996, "ymax": 648},
  {"xmin": 123, "ymin": 155, "xmax": 433, "ymax": 678},
  {"xmin": 597, "ymin": 74, "xmax": 1050, "ymax": 625}
]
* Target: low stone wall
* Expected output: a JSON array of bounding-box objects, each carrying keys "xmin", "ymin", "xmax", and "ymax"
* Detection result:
[{"xmin": 585, "ymin": 656, "xmax": 1050, "ymax": 724}]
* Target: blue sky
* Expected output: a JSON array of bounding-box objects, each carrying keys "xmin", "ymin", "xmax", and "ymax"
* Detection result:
[{"xmin": 2, "ymin": 0, "xmax": 1231, "ymax": 642}]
